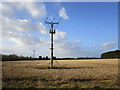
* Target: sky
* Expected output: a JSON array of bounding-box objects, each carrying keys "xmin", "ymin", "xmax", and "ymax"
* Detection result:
[{"xmin": 0, "ymin": 2, "xmax": 118, "ymax": 58}]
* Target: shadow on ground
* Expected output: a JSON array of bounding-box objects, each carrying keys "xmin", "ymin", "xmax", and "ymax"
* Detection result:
[{"xmin": 34, "ymin": 66, "xmax": 93, "ymax": 69}]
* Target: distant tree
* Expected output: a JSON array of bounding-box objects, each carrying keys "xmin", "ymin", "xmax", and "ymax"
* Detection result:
[
  {"xmin": 39, "ymin": 56, "xmax": 42, "ymax": 60},
  {"xmin": 30, "ymin": 56, "xmax": 32, "ymax": 58},
  {"xmin": 53, "ymin": 56, "xmax": 56, "ymax": 60},
  {"xmin": 9, "ymin": 54, "xmax": 18, "ymax": 60},
  {"xmin": 46, "ymin": 56, "xmax": 49, "ymax": 60},
  {"xmin": 2, "ymin": 54, "xmax": 38, "ymax": 61},
  {"xmin": 101, "ymin": 50, "xmax": 120, "ymax": 59}
]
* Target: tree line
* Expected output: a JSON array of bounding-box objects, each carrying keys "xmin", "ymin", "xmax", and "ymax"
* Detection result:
[
  {"xmin": 1, "ymin": 50, "xmax": 119, "ymax": 61},
  {"xmin": 1, "ymin": 54, "xmax": 52, "ymax": 61},
  {"xmin": 101, "ymin": 50, "xmax": 120, "ymax": 59},
  {"xmin": 1, "ymin": 54, "xmax": 99, "ymax": 61}
]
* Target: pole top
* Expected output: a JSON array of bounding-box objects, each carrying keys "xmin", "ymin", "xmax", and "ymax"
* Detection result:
[{"xmin": 45, "ymin": 17, "xmax": 61, "ymax": 25}]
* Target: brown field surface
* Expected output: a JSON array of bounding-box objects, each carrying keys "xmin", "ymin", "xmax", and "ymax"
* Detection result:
[{"xmin": 2, "ymin": 59, "xmax": 119, "ymax": 88}]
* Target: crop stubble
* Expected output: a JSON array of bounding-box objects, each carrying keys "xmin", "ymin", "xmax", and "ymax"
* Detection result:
[{"xmin": 2, "ymin": 59, "xmax": 119, "ymax": 88}]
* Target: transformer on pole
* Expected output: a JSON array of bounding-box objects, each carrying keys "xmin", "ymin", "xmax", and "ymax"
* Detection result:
[{"xmin": 45, "ymin": 18, "xmax": 59, "ymax": 68}]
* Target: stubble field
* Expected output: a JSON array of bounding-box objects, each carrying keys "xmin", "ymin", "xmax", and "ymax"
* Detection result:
[{"xmin": 2, "ymin": 59, "xmax": 119, "ymax": 88}]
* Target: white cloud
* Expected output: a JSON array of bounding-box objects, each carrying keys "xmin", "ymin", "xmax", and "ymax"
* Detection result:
[
  {"xmin": 39, "ymin": 22, "xmax": 48, "ymax": 34},
  {"xmin": 2, "ymin": 2, "xmax": 46, "ymax": 19},
  {"xmin": 1, "ymin": 3, "xmax": 16, "ymax": 19},
  {"xmin": 2, "ymin": 30, "xmax": 50, "ymax": 57},
  {"xmin": 23, "ymin": 2, "xmax": 46, "ymax": 19},
  {"xmin": 18, "ymin": 19, "xmax": 29, "ymax": 22},
  {"xmin": 102, "ymin": 42, "xmax": 116, "ymax": 50},
  {"xmin": 4, "ymin": 31, "xmax": 41, "ymax": 46},
  {"xmin": 59, "ymin": 7, "xmax": 69, "ymax": 20},
  {"xmin": 2, "ymin": 29, "xmax": 102, "ymax": 58},
  {"xmin": 2, "ymin": 26, "xmax": 101, "ymax": 58},
  {"xmin": 54, "ymin": 41, "xmax": 82, "ymax": 57},
  {"xmin": 54, "ymin": 30, "xmax": 66, "ymax": 40},
  {"xmin": 1, "ymin": 2, "xmax": 49, "ymax": 57},
  {"xmin": 54, "ymin": 40, "xmax": 102, "ymax": 58},
  {"xmin": 2, "ymin": 16, "xmax": 48, "ymax": 34},
  {"xmin": 1, "ymin": 2, "xmax": 48, "ymax": 34}
]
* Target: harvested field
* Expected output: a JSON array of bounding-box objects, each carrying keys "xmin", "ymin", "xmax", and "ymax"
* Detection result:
[{"xmin": 2, "ymin": 59, "xmax": 119, "ymax": 88}]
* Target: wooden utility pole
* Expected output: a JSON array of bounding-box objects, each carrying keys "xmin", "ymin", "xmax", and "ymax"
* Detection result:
[{"xmin": 45, "ymin": 20, "xmax": 59, "ymax": 68}]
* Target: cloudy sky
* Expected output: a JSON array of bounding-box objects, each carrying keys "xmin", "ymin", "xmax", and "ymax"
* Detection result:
[{"xmin": 1, "ymin": 2, "xmax": 118, "ymax": 58}]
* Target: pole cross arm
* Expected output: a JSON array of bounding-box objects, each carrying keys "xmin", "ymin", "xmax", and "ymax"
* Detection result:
[
  {"xmin": 45, "ymin": 21, "xmax": 59, "ymax": 25},
  {"xmin": 53, "ymin": 22, "xmax": 59, "ymax": 24},
  {"xmin": 45, "ymin": 21, "xmax": 51, "ymax": 24}
]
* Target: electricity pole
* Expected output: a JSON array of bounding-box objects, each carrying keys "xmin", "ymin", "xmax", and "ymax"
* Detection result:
[
  {"xmin": 33, "ymin": 50, "xmax": 35, "ymax": 59},
  {"xmin": 45, "ymin": 19, "xmax": 59, "ymax": 68}
]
